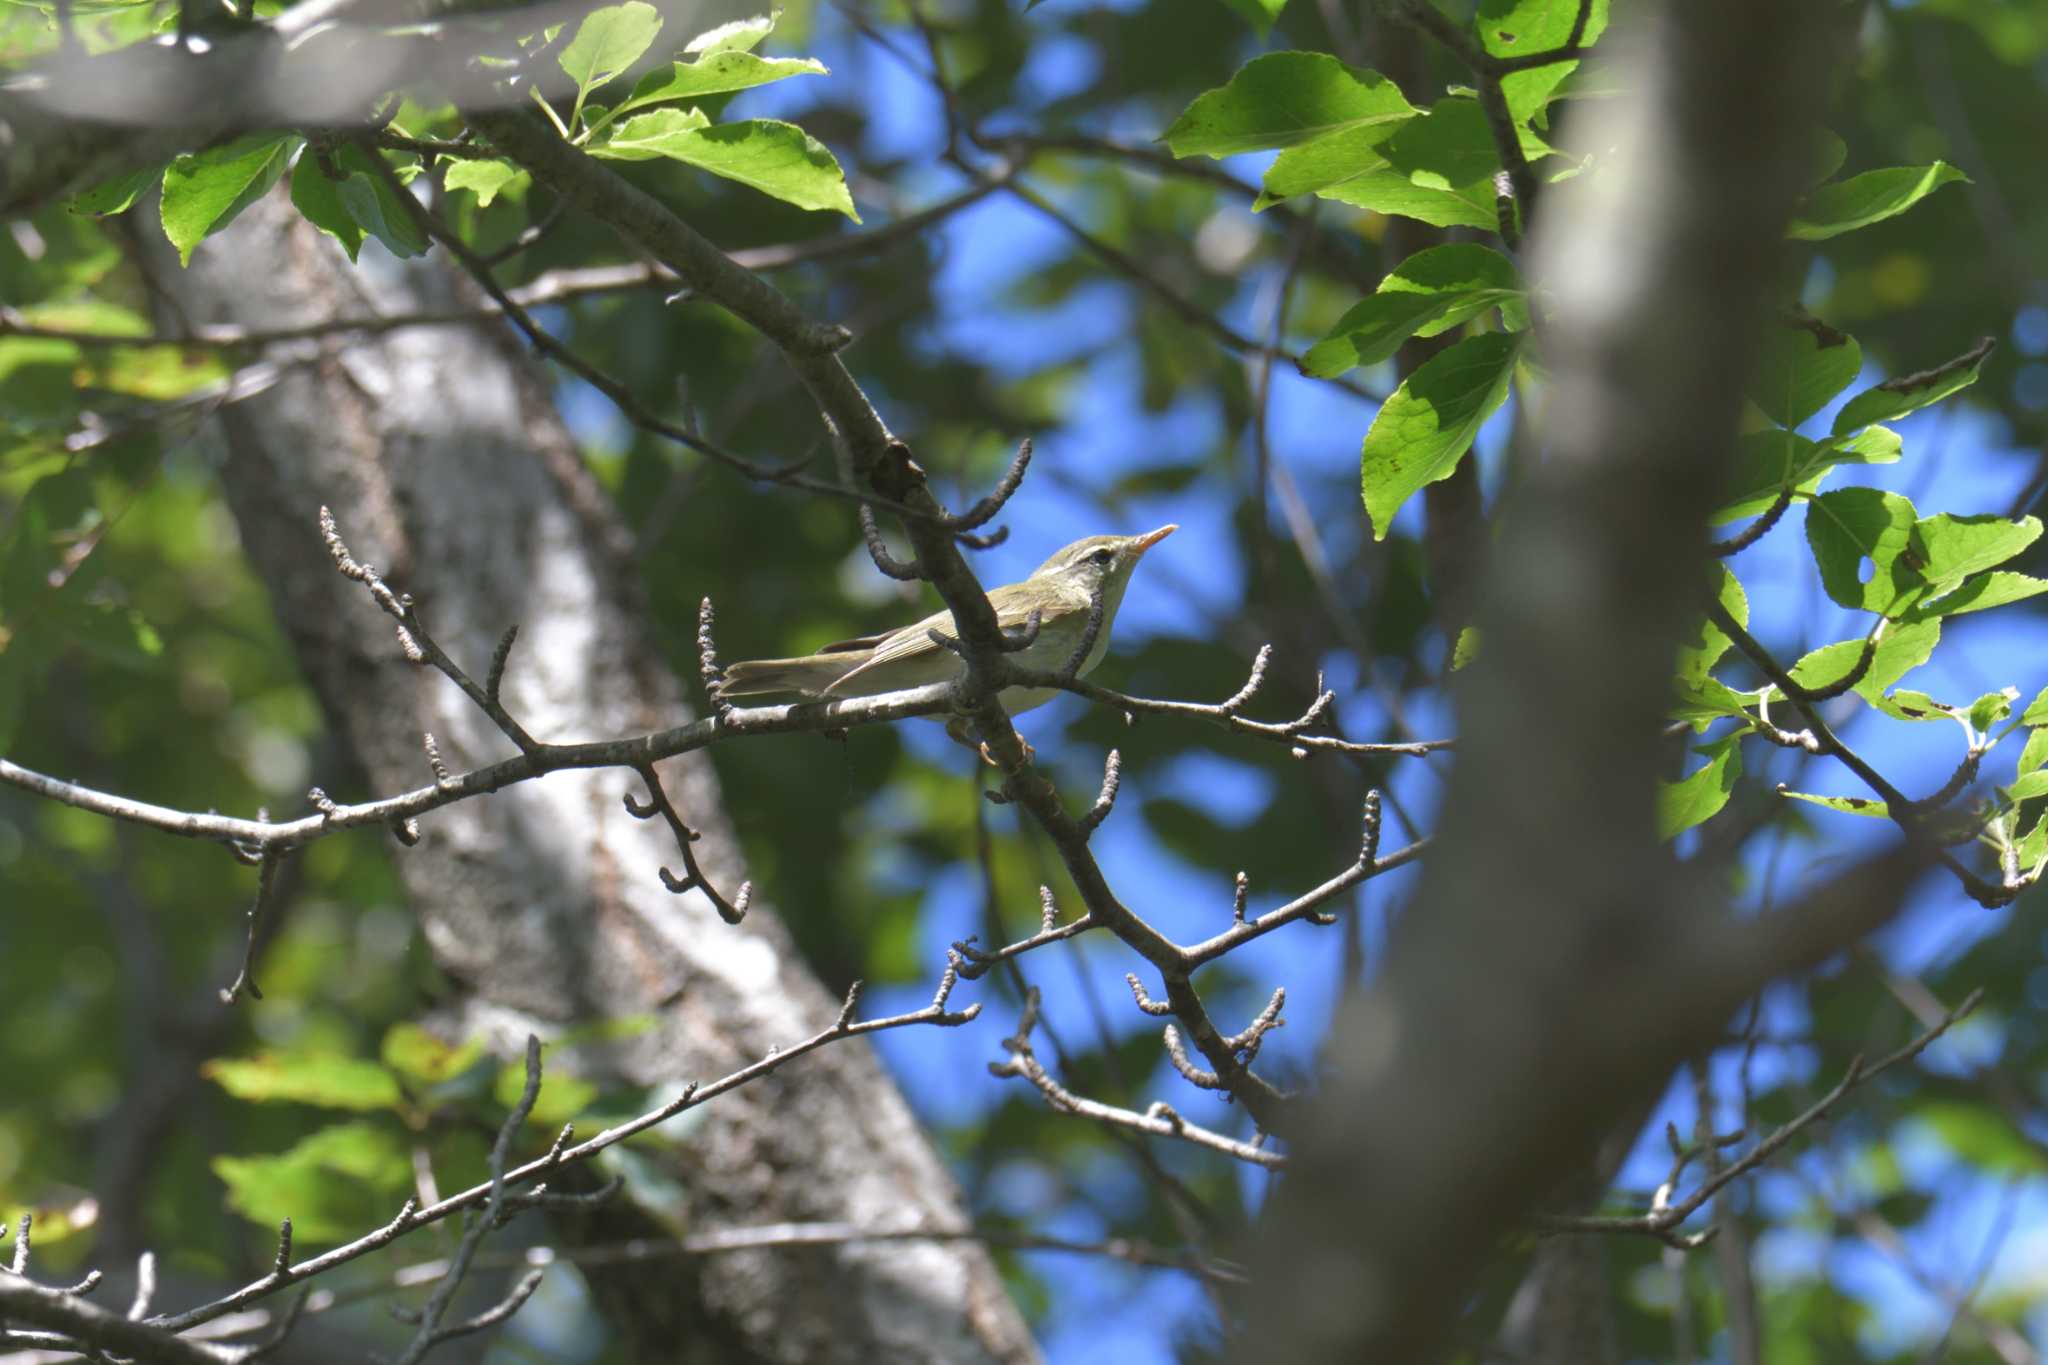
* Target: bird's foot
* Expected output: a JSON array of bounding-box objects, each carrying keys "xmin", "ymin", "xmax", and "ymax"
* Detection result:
[{"xmin": 978, "ymin": 737, "xmax": 1035, "ymax": 767}]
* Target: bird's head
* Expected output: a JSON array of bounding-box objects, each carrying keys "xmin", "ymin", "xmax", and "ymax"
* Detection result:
[{"xmin": 1031, "ymin": 524, "xmax": 1177, "ymax": 601}]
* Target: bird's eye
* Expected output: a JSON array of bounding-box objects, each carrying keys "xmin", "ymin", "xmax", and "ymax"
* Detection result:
[{"xmin": 1088, "ymin": 548, "xmax": 1114, "ymax": 566}]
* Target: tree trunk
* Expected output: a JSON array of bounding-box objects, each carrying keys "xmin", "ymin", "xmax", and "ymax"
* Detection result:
[{"xmin": 145, "ymin": 190, "xmax": 1038, "ymax": 1365}]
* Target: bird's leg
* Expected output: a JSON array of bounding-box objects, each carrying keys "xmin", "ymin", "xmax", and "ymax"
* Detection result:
[
  {"xmin": 946, "ymin": 714, "xmax": 1033, "ymax": 767},
  {"xmin": 979, "ymin": 737, "xmax": 1035, "ymax": 767}
]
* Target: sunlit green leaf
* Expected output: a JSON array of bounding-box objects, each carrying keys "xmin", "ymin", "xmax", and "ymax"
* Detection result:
[
  {"xmin": 1658, "ymin": 734, "xmax": 1741, "ymax": 838},
  {"xmin": 589, "ymin": 111, "xmax": 858, "ymax": 218},
  {"xmin": 380, "ymin": 1023, "xmax": 485, "ymax": 1086},
  {"xmin": 68, "ymin": 162, "xmax": 165, "ymax": 217},
  {"xmin": 1805, "ymin": 487, "xmax": 1918, "ymax": 613},
  {"xmin": 1361, "ymin": 332, "xmax": 1519, "ymax": 539},
  {"xmin": 1777, "ymin": 617, "xmax": 1941, "ymax": 702},
  {"xmin": 559, "ymin": 1, "xmax": 663, "ymax": 103},
  {"xmin": 604, "ymin": 50, "xmax": 827, "ymax": 124},
  {"xmin": 1671, "ymin": 676, "xmax": 1755, "ymax": 730},
  {"xmin": 160, "ymin": 133, "xmax": 298, "ymax": 266},
  {"xmin": 1751, "ymin": 319, "xmax": 1862, "ymax": 428},
  {"xmin": 1165, "ymin": 51, "xmax": 1415, "ymax": 158},
  {"xmin": 443, "ymin": 157, "xmax": 528, "ymax": 208},
  {"xmin": 1911, "ymin": 513, "xmax": 2040, "ymax": 596},
  {"xmin": 1789, "ymin": 161, "xmax": 1969, "ymax": 240},
  {"xmin": 683, "ymin": 12, "xmax": 776, "ymax": 57},
  {"xmin": 1780, "ymin": 789, "xmax": 1889, "ymax": 819},
  {"xmin": 495, "ymin": 1057, "xmax": 598, "ymax": 1126},
  {"xmin": 1479, "ymin": 0, "xmax": 1611, "ymax": 123},
  {"xmin": 1301, "ymin": 244, "xmax": 1524, "ymax": 377},
  {"xmin": 1832, "ymin": 338, "xmax": 1993, "ymax": 436},
  {"xmin": 1713, "ymin": 425, "xmax": 1901, "ymax": 524},
  {"xmin": 202, "ymin": 1051, "xmax": 403, "ymax": 1111},
  {"xmin": 213, "ymin": 1122, "xmax": 411, "ymax": 1240},
  {"xmin": 1676, "ymin": 565, "xmax": 1748, "ymax": 685}
]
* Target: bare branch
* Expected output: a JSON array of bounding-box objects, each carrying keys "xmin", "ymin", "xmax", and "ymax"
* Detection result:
[
  {"xmin": 990, "ymin": 992, "xmax": 1283, "ymax": 1169},
  {"xmin": 1541, "ymin": 988, "xmax": 1982, "ymax": 1242},
  {"xmin": 1079, "ymin": 749, "xmax": 1122, "ymax": 835},
  {"xmin": 393, "ymin": 1035, "xmax": 547, "ymax": 1364},
  {"xmin": 149, "ymin": 975, "xmax": 981, "ymax": 1335},
  {"xmin": 627, "ymin": 764, "xmax": 751, "ymax": 924}
]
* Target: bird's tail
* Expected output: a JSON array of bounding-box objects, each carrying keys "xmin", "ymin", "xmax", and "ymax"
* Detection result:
[{"xmin": 715, "ymin": 653, "xmax": 859, "ymax": 698}]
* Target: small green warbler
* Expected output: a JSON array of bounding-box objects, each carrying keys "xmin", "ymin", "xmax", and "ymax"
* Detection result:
[{"xmin": 717, "ymin": 526, "xmax": 1176, "ymax": 721}]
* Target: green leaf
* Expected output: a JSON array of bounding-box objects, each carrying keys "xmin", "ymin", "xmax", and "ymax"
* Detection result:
[
  {"xmin": 443, "ymin": 157, "xmax": 528, "ymax": 208},
  {"xmin": 2018, "ymin": 726, "xmax": 2048, "ymax": 776},
  {"xmin": 1302, "ymin": 170, "xmax": 1500, "ymax": 228},
  {"xmin": 559, "ymin": 1, "xmax": 663, "ymax": 103},
  {"xmin": 1671, "ymin": 676, "xmax": 1758, "ymax": 731},
  {"xmin": 2023, "ymin": 686, "xmax": 2048, "ymax": 728},
  {"xmin": 1832, "ymin": 337, "xmax": 1994, "ymax": 436},
  {"xmin": 1301, "ymin": 243, "xmax": 1525, "ymax": 377},
  {"xmin": 1676, "ymin": 565, "xmax": 1748, "ymax": 684},
  {"xmin": 1780, "ymin": 789, "xmax": 1889, "ymax": 819},
  {"xmin": 1805, "ymin": 128, "xmax": 1848, "ymax": 185},
  {"xmin": 288, "ymin": 151, "xmax": 365, "ymax": 261},
  {"xmin": 1361, "ymin": 333, "xmax": 1519, "ymax": 539},
  {"xmin": 1907, "ymin": 571, "xmax": 2048, "ymax": 620},
  {"xmin": 1478, "ymin": 0, "xmax": 1611, "ymax": 123},
  {"xmin": 1259, "ymin": 124, "xmax": 1408, "ymax": 205},
  {"xmin": 1868, "ymin": 687, "xmax": 1960, "ymax": 724},
  {"xmin": 380, "ymin": 1023, "xmax": 485, "ymax": 1086},
  {"xmin": 160, "ymin": 134, "xmax": 297, "ymax": 266},
  {"xmin": 1910, "ymin": 513, "xmax": 2040, "ymax": 596},
  {"xmin": 1804, "ymin": 487, "xmax": 1918, "ymax": 613},
  {"xmin": 202, "ymin": 1051, "xmax": 403, "ymax": 1111},
  {"xmin": 1970, "ymin": 688, "xmax": 2020, "ymax": 734},
  {"xmin": 683, "ymin": 12, "xmax": 776, "ymax": 57},
  {"xmin": 2002, "ymin": 770, "xmax": 2048, "ymax": 804},
  {"xmin": 1381, "ymin": 96, "xmax": 1514, "ymax": 188},
  {"xmin": 1658, "ymin": 735, "xmax": 1741, "ymax": 838},
  {"xmin": 1751, "ymin": 319, "xmax": 1862, "ymax": 428},
  {"xmin": 1919, "ymin": 1100, "xmax": 2048, "ymax": 1175},
  {"xmin": 1779, "ymin": 618, "xmax": 1941, "ymax": 702},
  {"xmin": 213, "ymin": 1122, "xmax": 411, "ymax": 1241},
  {"xmin": 1216, "ymin": 0, "xmax": 1288, "ymax": 33},
  {"xmin": 1451, "ymin": 626, "xmax": 1481, "ymax": 670},
  {"xmin": 1164, "ymin": 52, "xmax": 1415, "ymax": 158},
  {"xmin": 495, "ymin": 1058, "xmax": 598, "ymax": 1126},
  {"xmin": 1789, "ymin": 161, "xmax": 1969, "ymax": 240},
  {"xmin": 1262, "ymin": 97, "xmax": 1516, "ymax": 226},
  {"xmin": 68, "ymin": 162, "xmax": 166, "ymax": 217},
  {"xmin": 68, "ymin": 602, "xmax": 163, "ymax": 670},
  {"xmin": 607, "ymin": 50, "xmax": 826, "ymax": 120},
  {"xmin": 331, "ymin": 146, "xmax": 431, "ymax": 259},
  {"xmin": 590, "ymin": 111, "xmax": 859, "ymax": 218},
  {"xmin": 1713, "ymin": 425, "xmax": 1901, "ymax": 524}
]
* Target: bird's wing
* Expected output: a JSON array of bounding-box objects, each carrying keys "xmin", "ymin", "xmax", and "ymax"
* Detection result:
[
  {"xmin": 813, "ymin": 631, "xmax": 891, "ymax": 655},
  {"xmin": 821, "ymin": 606, "xmax": 960, "ymax": 696}
]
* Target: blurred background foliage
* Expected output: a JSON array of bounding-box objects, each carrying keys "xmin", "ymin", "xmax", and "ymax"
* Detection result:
[{"xmin": 3, "ymin": 0, "xmax": 2048, "ymax": 1359}]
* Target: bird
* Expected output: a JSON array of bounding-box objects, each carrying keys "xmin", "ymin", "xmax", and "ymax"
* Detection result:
[{"xmin": 715, "ymin": 526, "xmax": 1177, "ymax": 747}]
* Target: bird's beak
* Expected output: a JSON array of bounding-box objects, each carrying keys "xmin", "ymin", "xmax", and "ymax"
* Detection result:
[{"xmin": 1132, "ymin": 524, "xmax": 1177, "ymax": 554}]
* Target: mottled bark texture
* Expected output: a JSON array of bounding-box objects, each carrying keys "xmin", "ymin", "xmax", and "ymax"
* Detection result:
[
  {"xmin": 1241, "ymin": 3, "xmax": 1851, "ymax": 1359},
  {"xmin": 146, "ymin": 191, "xmax": 1037, "ymax": 1365}
]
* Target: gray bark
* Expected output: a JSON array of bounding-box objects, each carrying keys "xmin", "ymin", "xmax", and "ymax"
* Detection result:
[{"xmin": 146, "ymin": 190, "xmax": 1037, "ymax": 1365}]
